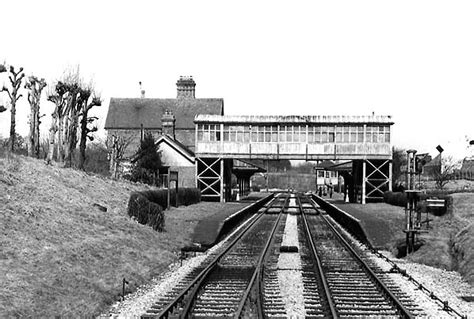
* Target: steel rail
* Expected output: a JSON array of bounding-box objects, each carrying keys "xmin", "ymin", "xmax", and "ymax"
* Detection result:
[
  {"xmin": 309, "ymin": 198, "xmax": 415, "ymax": 319},
  {"xmin": 297, "ymin": 194, "xmax": 339, "ymax": 318},
  {"xmin": 153, "ymin": 194, "xmax": 276, "ymax": 318},
  {"xmin": 234, "ymin": 195, "xmax": 290, "ymax": 318}
]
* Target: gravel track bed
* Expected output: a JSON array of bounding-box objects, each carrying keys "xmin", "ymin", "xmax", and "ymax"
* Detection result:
[
  {"xmin": 99, "ymin": 210, "xmax": 260, "ymax": 318},
  {"xmin": 325, "ymin": 213, "xmax": 474, "ymax": 318},
  {"xmin": 101, "ymin": 196, "xmax": 473, "ymax": 318},
  {"xmin": 277, "ymin": 213, "xmax": 305, "ymax": 317}
]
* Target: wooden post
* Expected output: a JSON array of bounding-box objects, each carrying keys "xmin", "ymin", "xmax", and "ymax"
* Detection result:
[
  {"xmin": 389, "ymin": 161, "xmax": 393, "ymax": 191},
  {"xmin": 220, "ymin": 158, "xmax": 224, "ymax": 202},
  {"xmin": 167, "ymin": 167, "xmax": 170, "ymax": 209},
  {"xmin": 362, "ymin": 160, "xmax": 366, "ymax": 204}
]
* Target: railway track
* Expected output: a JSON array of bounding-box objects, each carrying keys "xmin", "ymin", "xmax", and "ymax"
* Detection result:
[
  {"xmin": 142, "ymin": 194, "xmax": 290, "ymax": 318},
  {"xmin": 142, "ymin": 192, "xmax": 423, "ymax": 318},
  {"xmin": 299, "ymin": 196, "xmax": 418, "ymax": 318}
]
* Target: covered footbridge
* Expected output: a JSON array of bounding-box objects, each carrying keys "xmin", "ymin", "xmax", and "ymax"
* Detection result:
[{"xmin": 194, "ymin": 114, "xmax": 394, "ymax": 203}]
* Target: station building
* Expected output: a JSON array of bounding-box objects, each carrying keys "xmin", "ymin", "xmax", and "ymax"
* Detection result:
[
  {"xmin": 105, "ymin": 77, "xmax": 395, "ymax": 204},
  {"xmin": 104, "ymin": 76, "xmax": 224, "ymax": 187}
]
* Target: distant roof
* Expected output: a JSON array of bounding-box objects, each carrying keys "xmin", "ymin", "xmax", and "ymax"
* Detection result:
[
  {"xmin": 131, "ymin": 134, "xmax": 195, "ymax": 164},
  {"xmin": 195, "ymin": 114, "xmax": 394, "ymax": 125},
  {"xmin": 105, "ymin": 98, "xmax": 224, "ymax": 129},
  {"xmin": 424, "ymin": 154, "xmax": 441, "ymax": 167},
  {"xmin": 315, "ymin": 160, "xmax": 336, "ymax": 169},
  {"xmin": 233, "ymin": 159, "xmax": 266, "ymax": 173},
  {"xmin": 157, "ymin": 134, "xmax": 195, "ymax": 163}
]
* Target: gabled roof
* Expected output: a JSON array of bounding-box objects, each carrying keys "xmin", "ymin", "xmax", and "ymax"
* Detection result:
[
  {"xmin": 424, "ymin": 154, "xmax": 441, "ymax": 167},
  {"xmin": 315, "ymin": 160, "xmax": 336, "ymax": 170},
  {"xmin": 105, "ymin": 98, "xmax": 224, "ymax": 129},
  {"xmin": 232, "ymin": 159, "xmax": 266, "ymax": 173},
  {"xmin": 156, "ymin": 134, "xmax": 195, "ymax": 164}
]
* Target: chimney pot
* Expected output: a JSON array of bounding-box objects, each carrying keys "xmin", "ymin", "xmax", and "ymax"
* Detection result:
[
  {"xmin": 176, "ymin": 76, "xmax": 196, "ymax": 99},
  {"xmin": 162, "ymin": 109, "xmax": 176, "ymax": 138}
]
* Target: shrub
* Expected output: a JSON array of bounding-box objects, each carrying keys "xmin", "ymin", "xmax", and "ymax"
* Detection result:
[
  {"xmin": 129, "ymin": 187, "xmax": 201, "ymax": 215},
  {"xmin": 140, "ymin": 189, "xmax": 170, "ymax": 209},
  {"xmin": 178, "ymin": 188, "xmax": 201, "ymax": 206},
  {"xmin": 127, "ymin": 192, "xmax": 165, "ymax": 231}
]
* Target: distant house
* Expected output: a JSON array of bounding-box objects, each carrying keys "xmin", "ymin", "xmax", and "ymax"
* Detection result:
[
  {"xmin": 105, "ymin": 76, "xmax": 224, "ymax": 186},
  {"xmin": 421, "ymin": 154, "xmax": 441, "ymax": 180},
  {"xmin": 458, "ymin": 157, "xmax": 474, "ymax": 179},
  {"xmin": 314, "ymin": 160, "xmax": 339, "ymax": 188}
]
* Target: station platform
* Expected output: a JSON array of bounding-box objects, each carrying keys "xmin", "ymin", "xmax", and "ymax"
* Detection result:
[
  {"xmin": 187, "ymin": 193, "xmax": 272, "ymax": 250},
  {"xmin": 327, "ymin": 199, "xmax": 405, "ymax": 249}
]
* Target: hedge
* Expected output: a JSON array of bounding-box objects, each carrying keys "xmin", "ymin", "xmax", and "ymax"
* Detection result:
[
  {"xmin": 137, "ymin": 188, "xmax": 201, "ymax": 209},
  {"xmin": 177, "ymin": 188, "xmax": 201, "ymax": 206},
  {"xmin": 383, "ymin": 191, "xmax": 407, "ymax": 207},
  {"xmin": 383, "ymin": 191, "xmax": 451, "ymax": 216},
  {"xmin": 127, "ymin": 188, "xmax": 201, "ymax": 231},
  {"xmin": 127, "ymin": 192, "xmax": 165, "ymax": 231}
]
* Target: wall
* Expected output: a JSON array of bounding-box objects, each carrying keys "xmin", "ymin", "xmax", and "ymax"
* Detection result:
[{"xmin": 158, "ymin": 142, "xmax": 195, "ymax": 188}]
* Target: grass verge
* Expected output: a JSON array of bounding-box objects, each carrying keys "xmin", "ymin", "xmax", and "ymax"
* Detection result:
[{"xmin": 0, "ymin": 154, "xmax": 223, "ymax": 317}]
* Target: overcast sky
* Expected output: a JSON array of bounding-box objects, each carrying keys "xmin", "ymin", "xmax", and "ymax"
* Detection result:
[{"xmin": 1, "ymin": 0, "xmax": 473, "ymax": 159}]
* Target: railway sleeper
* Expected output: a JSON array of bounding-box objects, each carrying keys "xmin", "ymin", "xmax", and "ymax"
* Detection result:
[{"xmin": 192, "ymin": 307, "xmax": 237, "ymax": 314}]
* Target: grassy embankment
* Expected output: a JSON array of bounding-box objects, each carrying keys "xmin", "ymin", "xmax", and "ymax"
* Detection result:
[
  {"xmin": 334, "ymin": 188, "xmax": 474, "ymax": 285},
  {"xmin": 0, "ymin": 154, "xmax": 244, "ymax": 317}
]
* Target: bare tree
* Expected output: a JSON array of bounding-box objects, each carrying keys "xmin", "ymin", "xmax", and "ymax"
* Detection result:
[
  {"xmin": 62, "ymin": 82, "xmax": 81, "ymax": 166},
  {"xmin": 1, "ymin": 65, "xmax": 25, "ymax": 152},
  {"xmin": 46, "ymin": 68, "xmax": 101, "ymax": 168},
  {"xmin": 434, "ymin": 155, "xmax": 460, "ymax": 189},
  {"xmin": 46, "ymin": 81, "xmax": 67, "ymax": 164},
  {"xmin": 78, "ymin": 87, "xmax": 101, "ymax": 170},
  {"xmin": 107, "ymin": 134, "xmax": 133, "ymax": 178},
  {"xmin": 25, "ymin": 76, "xmax": 47, "ymax": 158},
  {"xmin": 0, "ymin": 63, "xmax": 6, "ymax": 113}
]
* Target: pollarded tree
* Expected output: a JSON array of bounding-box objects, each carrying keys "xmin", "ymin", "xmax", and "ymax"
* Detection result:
[
  {"xmin": 1, "ymin": 65, "xmax": 25, "ymax": 152},
  {"xmin": 46, "ymin": 81, "xmax": 68, "ymax": 164},
  {"xmin": 46, "ymin": 67, "xmax": 102, "ymax": 167},
  {"xmin": 25, "ymin": 76, "xmax": 47, "ymax": 158},
  {"xmin": 0, "ymin": 63, "xmax": 6, "ymax": 113},
  {"xmin": 77, "ymin": 87, "xmax": 101, "ymax": 170}
]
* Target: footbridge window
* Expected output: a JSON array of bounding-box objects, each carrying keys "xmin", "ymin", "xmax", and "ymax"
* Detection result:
[
  {"xmin": 335, "ymin": 125, "xmax": 364, "ymax": 143},
  {"xmin": 279, "ymin": 125, "xmax": 306, "ymax": 142},
  {"xmin": 223, "ymin": 125, "xmax": 250, "ymax": 142},
  {"xmin": 197, "ymin": 124, "xmax": 221, "ymax": 142},
  {"xmin": 366, "ymin": 125, "xmax": 390, "ymax": 143},
  {"xmin": 251, "ymin": 125, "xmax": 278, "ymax": 143}
]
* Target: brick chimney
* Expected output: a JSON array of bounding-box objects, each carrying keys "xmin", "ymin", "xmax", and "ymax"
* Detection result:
[
  {"xmin": 161, "ymin": 109, "xmax": 176, "ymax": 138},
  {"xmin": 176, "ymin": 76, "xmax": 196, "ymax": 99}
]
